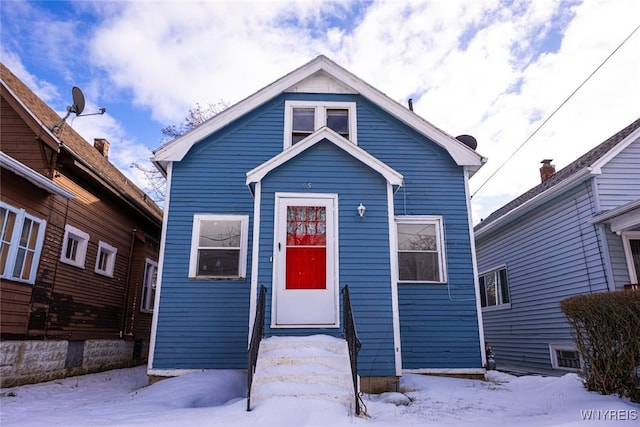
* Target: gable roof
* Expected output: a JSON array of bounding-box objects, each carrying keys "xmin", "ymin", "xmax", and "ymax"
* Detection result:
[
  {"xmin": 1, "ymin": 62, "xmax": 163, "ymax": 225},
  {"xmin": 152, "ymin": 55, "xmax": 485, "ymax": 175},
  {"xmin": 475, "ymin": 117, "xmax": 640, "ymax": 236},
  {"xmin": 246, "ymin": 127, "xmax": 404, "ymax": 186}
]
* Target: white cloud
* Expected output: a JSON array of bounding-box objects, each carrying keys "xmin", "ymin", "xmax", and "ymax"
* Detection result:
[{"xmin": 3, "ymin": 0, "xmax": 638, "ymax": 221}]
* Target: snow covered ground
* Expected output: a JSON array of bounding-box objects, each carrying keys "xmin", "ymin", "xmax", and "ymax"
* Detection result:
[{"xmin": 1, "ymin": 365, "xmax": 638, "ymax": 426}]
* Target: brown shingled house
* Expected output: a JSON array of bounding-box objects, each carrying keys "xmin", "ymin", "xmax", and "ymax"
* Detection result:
[{"xmin": 1, "ymin": 62, "xmax": 163, "ymax": 387}]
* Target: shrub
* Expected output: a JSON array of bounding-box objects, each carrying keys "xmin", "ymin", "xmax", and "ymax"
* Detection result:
[{"xmin": 560, "ymin": 290, "xmax": 640, "ymax": 403}]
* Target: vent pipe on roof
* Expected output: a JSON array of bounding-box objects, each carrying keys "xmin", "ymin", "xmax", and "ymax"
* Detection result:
[
  {"xmin": 408, "ymin": 98, "xmax": 414, "ymax": 111},
  {"xmin": 540, "ymin": 159, "xmax": 555, "ymax": 182}
]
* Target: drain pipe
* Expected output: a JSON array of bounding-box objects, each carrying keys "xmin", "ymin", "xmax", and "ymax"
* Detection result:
[{"xmin": 120, "ymin": 228, "xmax": 137, "ymax": 338}]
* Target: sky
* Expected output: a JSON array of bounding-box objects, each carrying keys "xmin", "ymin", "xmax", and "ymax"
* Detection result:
[
  {"xmin": 1, "ymin": 0, "xmax": 638, "ymax": 222},
  {"xmin": 2, "ymin": 364, "xmax": 639, "ymax": 426}
]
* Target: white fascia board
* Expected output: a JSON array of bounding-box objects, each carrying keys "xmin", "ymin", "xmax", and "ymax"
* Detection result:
[
  {"xmin": 590, "ymin": 199, "xmax": 640, "ymax": 224},
  {"xmin": 152, "ymin": 56, "xmax": 484, "ymax": 171},
  {"xmin": 245, "ymin": 127, "xmax": 403, "ymax": 186},
  {"xmin": 0, "ymin": 151, "xmax": 74, "ymax": 199},
  {"xmin": 475, "ymin": 167, "xmax": 596, "ymax": 239}
]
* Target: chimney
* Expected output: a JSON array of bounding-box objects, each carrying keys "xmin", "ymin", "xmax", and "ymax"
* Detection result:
[
  {"xmin": 540, "ymin": 159, "xmax": 555, "ymax": 182},
  {"xmin": 94, "ymin": 138, "xmax": 110, "ymax": 160}
]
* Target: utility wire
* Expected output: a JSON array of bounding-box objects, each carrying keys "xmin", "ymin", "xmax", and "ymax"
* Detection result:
[{"xmin": 471, "ymin": 23, "xmax": 640, "ymax": 199}]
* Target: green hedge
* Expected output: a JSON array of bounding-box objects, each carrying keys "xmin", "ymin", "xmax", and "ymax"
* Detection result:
[{"xmin": 560, "ymin": 290, "xmax": 640, "ymax": 402}]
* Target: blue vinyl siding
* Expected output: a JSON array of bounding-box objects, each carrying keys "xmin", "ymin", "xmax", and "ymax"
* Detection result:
[
  {"xmin": 153, "ymin": 92, "xmax": 482, "ymax": 373},
  {"xmin": 476, "ymin": 182, "xmax": 609, "ymax": 370},
  {"xmin": 596, "ymin": 136, "xmax": 640, "ymax": 211},
  {"xmin": 259, "ymin": 141, "xmax": 396, "ymax": 377}
]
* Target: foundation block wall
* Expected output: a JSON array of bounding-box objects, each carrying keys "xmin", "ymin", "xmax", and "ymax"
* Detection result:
[{"xmin": 0, "ymin": 339, "xmax": 146, "ymax": 388}]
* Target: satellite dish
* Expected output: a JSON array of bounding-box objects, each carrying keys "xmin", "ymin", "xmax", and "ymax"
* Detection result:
[
  {"xmin": 70, "ymin": 86, "xmax": 85, "ymax": 115},
  {"xmin": 49, "ymin": 86, "xmax": 105, "ymax": 132},
  {"xmin": 456, "ymin": 134, "xmax": 478, "ymax": 150}
]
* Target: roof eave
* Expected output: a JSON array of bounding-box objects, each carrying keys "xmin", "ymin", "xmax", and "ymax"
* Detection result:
[
  {"xmin": 152, "ymin": 56, "xmax": 484, "ymax": 169},
  {"xmin": 475, "ymin": 167, "xmax": 596, "ymax": 239},
  {"xmin": 0, "ymin": 151, "xmax": 75, "ymax": 199}
]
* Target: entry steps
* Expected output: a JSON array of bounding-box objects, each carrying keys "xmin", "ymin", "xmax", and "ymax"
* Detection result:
[{"xmin": 250, "ymin": 335, "xmax": 357, "ymax": 411}]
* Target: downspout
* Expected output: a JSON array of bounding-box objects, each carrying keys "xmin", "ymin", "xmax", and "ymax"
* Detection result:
[{"xmin": 120, "ymin": 227, "xmax": 137, "ymax": 338}]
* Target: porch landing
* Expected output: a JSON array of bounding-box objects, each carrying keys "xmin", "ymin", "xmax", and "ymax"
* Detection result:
[{"xmin": 249, "ymin": 335, "xmax": 357, "ymax": 412}]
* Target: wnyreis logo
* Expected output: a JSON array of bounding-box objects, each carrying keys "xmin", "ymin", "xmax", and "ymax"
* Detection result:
[{"xmin": 580, "ymin": 409, "xmax": 638, "ymax": 421}]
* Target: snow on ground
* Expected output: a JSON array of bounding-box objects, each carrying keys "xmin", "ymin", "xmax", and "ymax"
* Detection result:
[{"xmin": 1, "ymin": 365, "xmax": 638, "ymax": 426}]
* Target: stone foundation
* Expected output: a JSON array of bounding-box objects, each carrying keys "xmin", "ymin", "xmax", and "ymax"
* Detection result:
[{"xmin": 0, "ymin": 339, "xmax": 147, "ymax": 388}]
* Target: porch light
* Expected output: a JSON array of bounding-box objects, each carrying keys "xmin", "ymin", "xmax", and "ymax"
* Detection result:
[{"xmin": 357, "ymin": 203, "xmax": 366, "ymax": 218}]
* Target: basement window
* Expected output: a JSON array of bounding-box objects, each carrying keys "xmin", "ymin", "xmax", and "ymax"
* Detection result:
[{"xmin": 549, "ymin": 344, "xmax": 582, "ymax": 371}]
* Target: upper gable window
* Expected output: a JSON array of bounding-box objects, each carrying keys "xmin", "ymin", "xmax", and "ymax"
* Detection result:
[{"xmin": 284, "ymin": 101, "xmax": 357, "ymax": 148}]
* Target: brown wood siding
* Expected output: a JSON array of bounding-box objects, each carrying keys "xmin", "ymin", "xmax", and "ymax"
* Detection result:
[{"xmin": 0, "ymin": 96, "xmax": 56, "ymax": 176}]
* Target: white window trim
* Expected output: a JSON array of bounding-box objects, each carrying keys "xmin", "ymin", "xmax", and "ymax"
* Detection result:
[
  {"xmin": 395, "ymin": 215, "xmax": 447, "ymax": 284},
  {"xmin": 60, "ymin": 224, "xmax": 89, "ymax": 268},
  {"xmin": 479, "ymin": 265, "xmax": 511, "ymax": 311},
  {"xmin": 188, "ymin": 214, "xmax": 249, "ymax": 279},
  {"xmin": 141, "ymin": 258, "xmax": 158, "ymax": 313},
  {"xmin": 283, "ymin": 100, "xmax": 357, "ymax": 149},
  {"xmin": 94, "ymin": 241, "xmax": 117, "ymax": 277},
  {"xmin": 549, "ymin": 343, "xmax": 582, "ymax": 371},
  {"xmin": 621, "ymin": 231, "xmax": 640, "ymax": 284},
  {"xmin": 0, "ymin": 201, "xmax": 47, "ymax": 284}
]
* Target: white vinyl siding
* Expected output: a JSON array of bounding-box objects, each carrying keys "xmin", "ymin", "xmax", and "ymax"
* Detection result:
[
  {"xmin": 189, "ymin": 214, "xmax": 249, "ymax": 279},
  {"xmin": 0, "ymin": 201, "xmax": 46, "ymax": 284}
]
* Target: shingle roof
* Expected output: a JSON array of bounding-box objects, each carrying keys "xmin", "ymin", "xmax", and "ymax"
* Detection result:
[
  {"xmin": 475, "ymin": 117, "xmax": 640, "ymax": 232},
  {"xmin": 1, "ymin": 62, "xmax": 163, "ymax": 224}
]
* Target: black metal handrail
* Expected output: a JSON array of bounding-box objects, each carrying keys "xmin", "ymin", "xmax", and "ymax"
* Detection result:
[
  {"xmin": 342, "ymin": 285, "xmax": 362, "ymax": 415},
  {"xmin": 247, "ymin": 285, "xmax": 267, "ymax": 411}
]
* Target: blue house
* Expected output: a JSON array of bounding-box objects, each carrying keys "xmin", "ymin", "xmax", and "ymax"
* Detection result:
[
  {"xmin": 148, "ymin": 56, "xmax": 487, "ymax": 400},
  {"xmin": 474, "ymin": 118, "xmax": 640, "ymax": 374}
]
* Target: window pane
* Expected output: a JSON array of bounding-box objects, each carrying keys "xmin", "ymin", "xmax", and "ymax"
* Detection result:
[
  {"xmin": 326, "ymin": 109, "xmax": 349, "ymax": 135},
  {"xmin": 485, "ymin": 273, "xmax": 497, "ymax": 306},
  {"xmin": 66, "ymin": 237, "xmax": 78, "ymax": 260},
  {"xmin": 499, "ymin": 269, "xmax": 510, "ymax": 303},
  {"xmin": 0, "ymin": 208, "xmax": 17, "ymax": 276},
  {"xmin": 199, "ymin": 220, "xmax": 241, "ymax": 248},
  {"xmin": 479, "ymin": 276, "xmax": 487, "ymax": 307},
  {"xmin": 397, "ymin": 224, "xmax": 436, "ymax": 250},
  {"xmin": 292, "ymin": 108, "xmax": 315, "ymax": 132},
  {"xmin": 197, "ymin": 249, "xmax": 240, "ymax": 276},
  {"xmin": 398, "ymin": 252, "xmax": 439, "ymax": 281},
  {"xmin": 630, "ymin": 239, "xmax": 640, "ymax": 281}
]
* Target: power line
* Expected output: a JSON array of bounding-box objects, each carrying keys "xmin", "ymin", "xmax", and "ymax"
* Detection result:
[{"xmin": 471, "ymin": 23, "xmax": 640, "ymax": 199}]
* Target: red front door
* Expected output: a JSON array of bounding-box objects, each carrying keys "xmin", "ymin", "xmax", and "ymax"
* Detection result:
[{"xmin": 274, "ymin": 194, "xmax": 337, "ymax": 327}]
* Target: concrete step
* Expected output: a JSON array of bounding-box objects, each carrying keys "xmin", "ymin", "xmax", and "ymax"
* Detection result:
[{"xmin": 250, "ymin": 335, "xmax": 356, "ymax": 410}]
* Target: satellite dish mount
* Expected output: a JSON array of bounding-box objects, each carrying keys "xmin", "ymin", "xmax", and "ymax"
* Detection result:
[{"xmin": 50, "ymin": 86, "xmax": 106, "ymax": 132}]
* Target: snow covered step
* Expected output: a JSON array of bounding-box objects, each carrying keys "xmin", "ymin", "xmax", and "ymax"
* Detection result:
[{"xmin": 250, "ymin": 335, "xmax": 356, "ymax": 410}]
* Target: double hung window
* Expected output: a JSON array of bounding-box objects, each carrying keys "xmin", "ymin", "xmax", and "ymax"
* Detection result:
[
  {"xmin": 95, "ymin": 241, "xmax": 117, "ymax": 277},
  {"xmin": 0, "ymin": 202, "xmax": 46, "ymax": 284},
  {"xmin": 60, "ymin": 224, "xmax": 89, "ymax": 268},
  {"xmin": 396, "ymin": 216, "xmax": 446, "ymax": 283},
  {"xmin": 285, "ymin": 101, "xmax": 356, "ymax": 148},
  {"xmin": 189, "ymin": 214, "xmax": 249, "ymax": 279},
  {"xmin": 141, "ymin": 258, "xmax": 158, "ymax": 312},
  {"xmin": 479, "ymin": 267, "xmax": 510, "ymax": 308}
]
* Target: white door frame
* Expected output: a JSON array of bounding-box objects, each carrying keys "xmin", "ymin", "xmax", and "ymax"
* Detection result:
[{"xmin": 271, "ymin": 192, "xmax": 339, "ymax": 328}]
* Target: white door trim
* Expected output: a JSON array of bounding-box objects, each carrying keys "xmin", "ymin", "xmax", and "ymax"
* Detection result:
[{"xmin": 271, "ymin": 192, "xmax": 340, "ymax": 328}]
